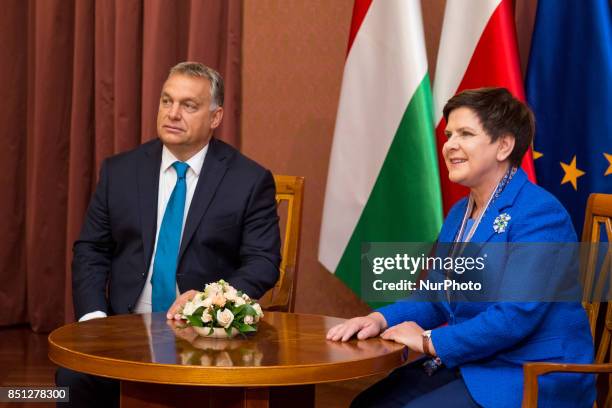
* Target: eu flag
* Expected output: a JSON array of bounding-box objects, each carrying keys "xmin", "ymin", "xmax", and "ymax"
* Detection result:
[{"xmin": 526, "ymin": 0, "xmax": 612, "ymax": 234}]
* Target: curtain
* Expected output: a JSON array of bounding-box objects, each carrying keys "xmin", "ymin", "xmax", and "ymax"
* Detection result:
[{"xmin": 0, "ymin": 0, "xmax": 242, "ymax": 332}]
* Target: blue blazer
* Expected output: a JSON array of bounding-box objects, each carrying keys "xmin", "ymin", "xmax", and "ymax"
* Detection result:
[
  {"xmin": 379, "ymin": 169, "xmax": 595, "ymax": 407},
  {"xmin": 72, "ymin": 138, "xmax": 281, "ymax": 319}
]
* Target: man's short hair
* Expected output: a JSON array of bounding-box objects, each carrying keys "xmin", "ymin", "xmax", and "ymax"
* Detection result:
[
  {"xmin": 443, "ymin": 87, "xmax": 535, "ymax": 167},
  {"xmin": 169, "ymin": 62, "xmax": 224, "ymax": 110}
]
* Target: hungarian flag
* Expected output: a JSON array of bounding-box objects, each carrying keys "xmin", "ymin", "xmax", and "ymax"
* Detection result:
[
  {"xmin": 526, "ymin": 0, "xmax": 612, "ymax": 233},
  {"xmin": 433, "ymin": 0, "xmax": 537, "ymax": 213},
  {"xmin": 319, "ymin": 0, "xmax": 443, "ymax": 299}
]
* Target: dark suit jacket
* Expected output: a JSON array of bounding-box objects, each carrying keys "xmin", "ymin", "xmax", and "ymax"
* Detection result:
[{"xmin": 72, "ymin": 138, "xmax": 281, "ymax": 319}]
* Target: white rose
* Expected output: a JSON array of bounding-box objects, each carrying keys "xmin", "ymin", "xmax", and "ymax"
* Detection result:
[
  {"xmin": 181, "ymin": 301, "xmax": 198, "ymax": 317},
  {"xmin": 201, "ymin": 310, "xmax": 213, "ymax": 323},
  {"xmin": 244, "ymin": 315, "xmax": 254, "ymax": 325},
  {"xmin": 234, "ymin": 297, "xmax": 245, "ymax": 306},
  {"xmin": 252, "ymin": 303, "xmax": 263, "ymax": 317},
  {"xmin": 252, "ymin": 303, "xmax": 263, "ymax": 323},
  {"xmin": 224, "ymin": 288, "xmax": 238, "ymax": 301},
  {"xmin": 204, "ymin": 282, "xmax": 223, "ymax": 298},
  {"xmin": 202, "ymin": 297, "xmax": 213, "ymax": 308},
  {"xmin": 241, "ymin": 293, "xmax": 251, "ymax": 301},
  {"xmin": 216, "ymin": 308, "xmax": 234, "ymax": 329},
  {"xmin": 211, "ymin": 293, "xmax": 226, "ymax": 308},
  {"xmin": 191, "ymin": 294, "xmax": 207, "ymax": 309}
]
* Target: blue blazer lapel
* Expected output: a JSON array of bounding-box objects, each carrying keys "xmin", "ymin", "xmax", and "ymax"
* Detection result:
[
  {"xmin": 471, "ymin": 206, "xmax": 498, "ymax": 243},
  {"xmin": 435, "ymin": 200, "xmax": 468, "ymax": 315},
  {"xmin": 137, "ymin": 139, "xmax": 163, "ymax": 271},
  {"xmin": 470, "ymin": 169, "xmax": 528, "ymax": 243},
  {"xmin": 178, "ymin": 138, "xmax": 230, "ymax": 260}
]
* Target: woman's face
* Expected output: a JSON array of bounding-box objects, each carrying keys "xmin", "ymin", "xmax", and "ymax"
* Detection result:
[{"xmin": 442, "ymin": 107, "xmax": 513, "ymax": 189}]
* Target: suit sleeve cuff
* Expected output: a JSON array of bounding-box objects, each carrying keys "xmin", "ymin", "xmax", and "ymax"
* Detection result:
[{"xmin": 79, "ymin": 311, "xmax": 108, "ymax": 322}]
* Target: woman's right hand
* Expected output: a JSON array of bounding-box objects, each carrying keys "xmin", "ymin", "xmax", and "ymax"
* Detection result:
[{"xmin": 326, "ymin": 312, "xmax": 388, "ymax": 342}]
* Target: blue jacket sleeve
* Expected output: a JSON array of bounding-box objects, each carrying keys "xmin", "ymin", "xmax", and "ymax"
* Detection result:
[
  {"xmin": 431, "ymin": 302, "xmax": 551, "ymax": 368},
  {"xmin": 377, "ymin": 301, "xmax": 447, "ymax": 329}
]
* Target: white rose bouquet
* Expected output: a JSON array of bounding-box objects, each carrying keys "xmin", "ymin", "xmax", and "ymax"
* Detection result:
[{"xmin": 181, "ymin": 280, "xmax": 264, "ymax": 337}]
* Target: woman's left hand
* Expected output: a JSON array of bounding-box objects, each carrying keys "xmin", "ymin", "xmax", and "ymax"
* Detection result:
[{"xmin": 380, "ymin": 321, "xmax": 433, "ymax": 355}]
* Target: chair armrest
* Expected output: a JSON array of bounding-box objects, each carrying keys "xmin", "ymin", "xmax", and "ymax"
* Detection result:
[{"xmin": 522, "ymin": 362, "xmax": 612, "ymax": 407}]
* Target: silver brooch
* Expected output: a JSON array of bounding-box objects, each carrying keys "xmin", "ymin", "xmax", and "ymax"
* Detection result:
[{"xmin": 493, "ymin": 213, "xmax": 511, "ymax": 233}]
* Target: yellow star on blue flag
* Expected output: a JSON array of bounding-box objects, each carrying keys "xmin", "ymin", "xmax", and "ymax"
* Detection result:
[{"xmin": 560, "ymin": 156, "xmax": 586, "ymax": 191}]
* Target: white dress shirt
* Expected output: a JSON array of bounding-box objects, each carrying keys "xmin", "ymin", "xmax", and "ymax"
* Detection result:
[{"xmin": 79, "ymin": 144, "xmax": 208, "ymax": 321}]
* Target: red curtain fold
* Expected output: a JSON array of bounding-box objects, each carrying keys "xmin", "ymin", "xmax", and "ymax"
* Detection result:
[
  {"xmin": 0, "ymin": 0, "xmax": 29, "ymax": 331},
  {"xmin": 0, "ymin": 0, "xmax": 242, "ymax": 332}
]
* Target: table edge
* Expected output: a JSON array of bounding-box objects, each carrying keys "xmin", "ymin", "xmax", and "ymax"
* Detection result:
[{"xmin": 48, "ymin": 336, "xmax": 408, "ymax": 386}]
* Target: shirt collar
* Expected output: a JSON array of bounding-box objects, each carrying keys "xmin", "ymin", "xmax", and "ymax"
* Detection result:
[{"xmin": 161, "ymin": 144, "xmax": 209, "ymax": 176}]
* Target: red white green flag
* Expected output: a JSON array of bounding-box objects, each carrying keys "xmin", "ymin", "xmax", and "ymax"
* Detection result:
[{"xmin": 319, "ymin": 0, "xmax": 443, "ymax": 298}]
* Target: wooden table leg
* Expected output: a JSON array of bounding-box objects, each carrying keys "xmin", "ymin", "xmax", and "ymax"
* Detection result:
[
  {"xmin": 270, "ymin": 384, "xmax": 315, "ymax": 408},
  {"xmin": 245, "ymin": 387, "xmax": 270, "ymax": 408},
  {"xmin": 120, "ymin": 382, "xmax": 314, "ymax": 408}
]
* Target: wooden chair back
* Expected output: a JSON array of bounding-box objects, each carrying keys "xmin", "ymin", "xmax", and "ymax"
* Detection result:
[
  {"xmin": 581, "ymin": 193, "xmax": 612, "ymax": 366},
  {"xmin": 522, "ymin": 193, "xmax": 612, "ymax": 407},
  {"xmin": 259, "ymin": 175, "xmax": 304, "ymax": 312}
]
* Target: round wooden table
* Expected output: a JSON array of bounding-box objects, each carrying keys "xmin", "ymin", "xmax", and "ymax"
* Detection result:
[{"xmin": 48, "ymin": 312, "xmax": 408, "ymax": 407}]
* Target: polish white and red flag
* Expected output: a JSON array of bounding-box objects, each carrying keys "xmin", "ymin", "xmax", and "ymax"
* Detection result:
[{"xmin": 433, "ymin": 0, "xmax": 537, "ymax": 213}]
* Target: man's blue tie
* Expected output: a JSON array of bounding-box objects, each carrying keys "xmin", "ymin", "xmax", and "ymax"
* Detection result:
[{"xmin": 151, "ymin": 161, "xmax": 190, "ymax": 312}]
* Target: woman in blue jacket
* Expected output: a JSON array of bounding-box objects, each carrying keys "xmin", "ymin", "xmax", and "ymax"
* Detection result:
[{"xmin": 327, "ymin": 88, "xmax": 595, "ymax": 407}]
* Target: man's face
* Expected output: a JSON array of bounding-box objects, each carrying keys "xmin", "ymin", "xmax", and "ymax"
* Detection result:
[{"xmin": 157, "ymin": 74, "xmax": 223, "ymax": 158}]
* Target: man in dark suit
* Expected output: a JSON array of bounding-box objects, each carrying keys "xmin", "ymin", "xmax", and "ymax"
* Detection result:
[{"xmin": 57, "ymin": 62, "xmax": 281, "ymax": 407}]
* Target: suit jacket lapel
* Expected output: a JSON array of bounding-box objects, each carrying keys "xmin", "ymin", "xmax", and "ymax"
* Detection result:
[
  {"xmin": 471, "ymin": 205, "xmax": 499, "ymax": 243},
  {"xmin": 435, "ymin": 202, "xmax": 467, "ymax": 315},
  {"xmin": 138, "ymin": 139, "xmax": 163, "ymax": 271},
  {"xmin": 178, "ymin": 138, "xmax": 230, "ymax": 260},
  {"xmin": 470, "ymin": 168, "xmax": 528, "ymax": 243}
]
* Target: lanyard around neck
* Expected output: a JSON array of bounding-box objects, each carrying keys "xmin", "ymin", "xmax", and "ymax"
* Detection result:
[
  {"xmin": 443, "ymin": 167, "xmax": 515, "ymax": 303},
  {"xmin": 453, "ymin": 166, "xmax": 517, "ymax": 246}
]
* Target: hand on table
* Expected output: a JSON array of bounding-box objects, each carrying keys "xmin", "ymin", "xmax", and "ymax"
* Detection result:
[
  {"xmin": 326, "ymin": 312, "xmax": 387, "ymax": 342},
  {"xmin": 380, "ymin": 321, "xmax": 435, "ymax": 355},
  {"xmin": 166, "ymin": 290, "xmax": 199, "ymax": 320}
]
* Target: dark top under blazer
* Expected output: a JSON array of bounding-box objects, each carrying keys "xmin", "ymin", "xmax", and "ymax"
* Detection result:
[{"xmin": 72, "ymin": 138, "xmax": 281, "ymax": 319}]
